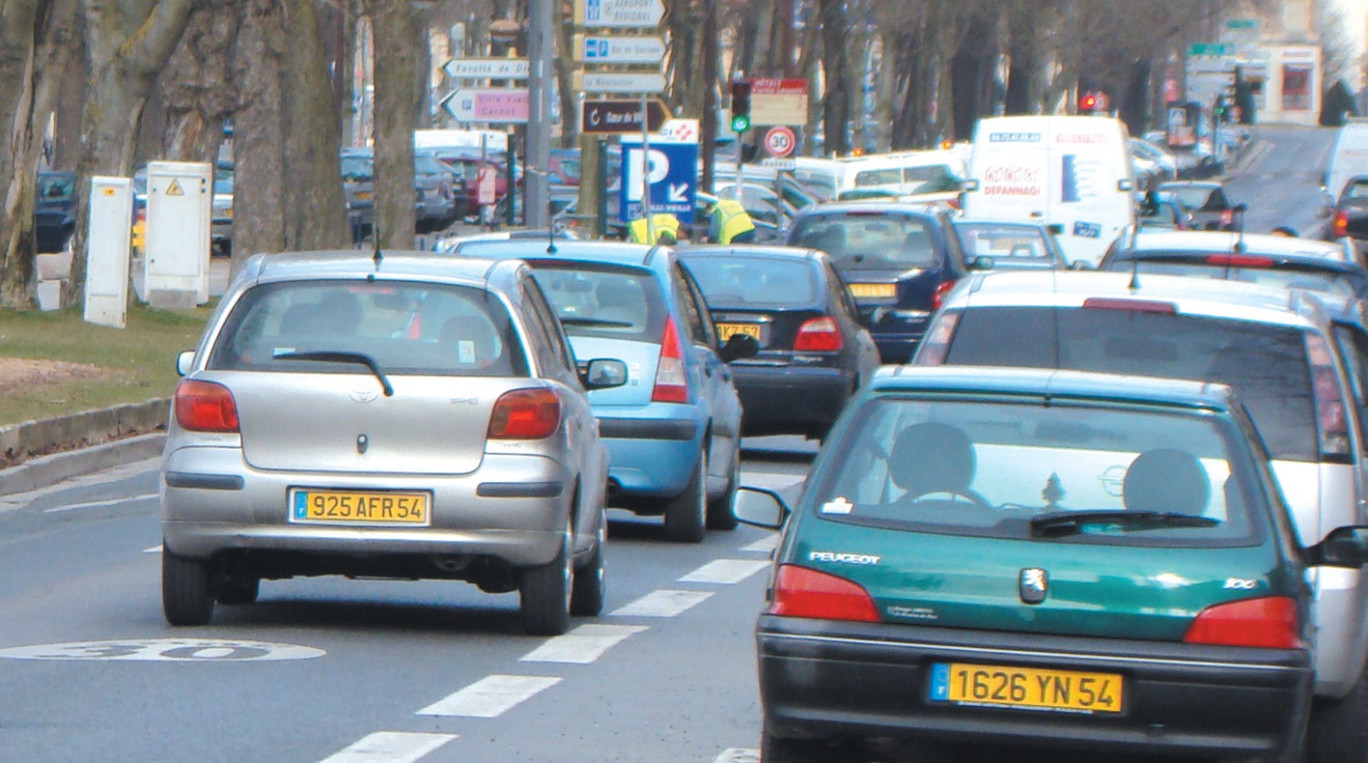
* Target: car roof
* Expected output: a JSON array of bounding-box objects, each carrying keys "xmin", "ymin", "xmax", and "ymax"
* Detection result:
[
  {"xmin": 241, "ymin": 249, "xmax": 510, "ymax": 286},
  {"xmin": 945, "ymin": 270, "xmax": 1330, "ymax": 329},
  {"xmin": 1157, "ymin": 180, "xmax": 1222, "ymax": 189},
  {"xmin": 1120, "ymin": 230, "xmax": 1351, "ymax": 260},
  {"xmin": 870, "ymin": 365, "xmax": 1236, "ymax": 412},
  {"xmin": 678, "ymin": 244, "xmax": 820, "ymax": 261},
  {"xmin": 796, "ymin": 200, "xmax": 944, "ymax": 216},
  {"xmin": 451, "ymin": 239, "xmax": 661, "ymax": 268}
]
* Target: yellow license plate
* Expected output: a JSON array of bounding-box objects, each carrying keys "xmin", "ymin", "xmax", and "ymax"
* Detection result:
[
  {"xmin": 848, "ymin": 283, "xmax": 896, "ymax": 298},
  {"xmin": 289, "ymin": 489, "xmax": 430, "ymax": 525},
  {"xmin": 930, "ymin": 662, "xmax": 1123, "ymax": 714},
  {"xmin": 715, "ymin": 323, "xmax": 762, "ymax": 341},
  {"xmin": 355, "ymin": 191, "xmax": 372, "ymax": 201}
]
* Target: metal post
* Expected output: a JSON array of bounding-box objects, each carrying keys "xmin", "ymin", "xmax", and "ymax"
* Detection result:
[
  {"xmin": 525, "ymin": 0, "xmax": 553, "ymax": 228},
  {"xmin": 641, "ymin": 93, "xmax": 653, "ymax": 242}
]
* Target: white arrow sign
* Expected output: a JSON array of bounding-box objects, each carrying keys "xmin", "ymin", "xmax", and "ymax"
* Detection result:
[
  {"xmin": 443, "ymin": 58, "xmax": 530, "ymax": 80},
  {"xmin": 668, "ymin": 183, "xmax": 688, "ymax": 203},
  {"xmin": 573, "ymin": 0, "xmax": 665, "ymax": 28},
  {"xmin": 574, "ymin": 71, "xmax": 667, "ymax": 94},
  {"xmin": 575, "ymin": 34, "xmax": 667, "ymax": 63}
]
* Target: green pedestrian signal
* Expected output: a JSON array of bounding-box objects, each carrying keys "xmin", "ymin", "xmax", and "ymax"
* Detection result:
[{"xmin": 731, "ymin": 114, "xmax": 751, "ymax": 133}]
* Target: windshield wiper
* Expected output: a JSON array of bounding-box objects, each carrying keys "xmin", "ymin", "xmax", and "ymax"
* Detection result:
[
  {"xmin": 274, "ymin": 351, "xmax": 394, "ymax": 397},
  {"xmin": 1029, "ymin": 509, "xmax": 1219, "ymax": 539}
]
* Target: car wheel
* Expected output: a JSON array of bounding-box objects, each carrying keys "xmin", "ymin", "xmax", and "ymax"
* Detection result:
[
  {"xmin": 761, "ymin": 724, "xmax": 827, "ymax": 763},
  {"xmin": 162, "ymin": 548, "xmax": 215, "ymax": 626},
  {"xmin": 663, "ymin": 449, "xmax": 707, "ymax": 543},
  {"xmin": 216, "ymin": 576, "xmax": 259, "ymax": 606},
  {"xmin": 1307, "ymin": 667, "xmax": 1368, "ymax": 762},
  {"xmin": 520, "ymin": 520, "xmax": 573, "ymax": 636},
  {"xmin": 705, "ymin": 448, "xmax": 739, "ymax": 531},
  {"xmin": 570, "ymin": 508, "xmax": 606, "ymax": 616}
]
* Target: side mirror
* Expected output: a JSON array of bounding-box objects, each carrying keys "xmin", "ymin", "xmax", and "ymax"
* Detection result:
[
  {"xmin": 581, "ymin": 358, "xmax": 628, "ymax": 390},
  {"xmin": 971, "ymin": 255, "xmax": 995, "ymax": 271},
  {"xmin": 719, "ymin": 331, "xmax": 760, "ymax": 362},
  {"xmin": 176, "ymin": 350, "xmax": 195, "ymax": 377},
  {"xmin": 733, "ymin": 487, "xmax": 790, "ymax": 530},
  {"xmin": 1046, "ymin": 223, "xmax": 1064, "ymax": 235},
  {"xmin": 1308, "ymin": 526, "xmax": 1368, "ymax": 568}
]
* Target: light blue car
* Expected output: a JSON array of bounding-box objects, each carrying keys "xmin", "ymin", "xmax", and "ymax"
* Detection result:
[{"xmin": 450, "ymin": 239, "xmax": 759, "ymax": 542}]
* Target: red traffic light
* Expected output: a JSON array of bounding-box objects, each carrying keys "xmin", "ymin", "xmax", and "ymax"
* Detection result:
[
  {"xmin": 1079, "ymin": 92, "xmax": 1098, "ymax": 111},
  {"xmin": 730, "ymin": 80, "xmax": 752, "ymax": 117}
]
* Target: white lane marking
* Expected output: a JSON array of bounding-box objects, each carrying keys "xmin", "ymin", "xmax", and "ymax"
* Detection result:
[
  {"xmin": 713, "ymin": 749, "xmax": 760, "ymax": 763},
  {"xmin": 0, "ymin": 638, "xmax": 323, "ymax": 662},
  {"xmin": 741, "ymin": 535, "xmax": 777, "ymax": 554},
  {"xmin": 519, "ymin": 624, "xmax": 648, "ymax": 664},
  {"xmin": 145, "ymin": 545, "xmax": 163, "ymax": 554},
  {"xmin": 738, "ymin": 472, "xmax": 805, "ymax": 492},
  {"xmin": 318, "ymin": 732, "xmax": 457, "ymax": 763},
  {"xmin": 417, "ymin": 674, "xmax": 561, "ymax": 718},
  {"xmin": 679, "ymin": 559, "xmax": 771, "ymax": 585},
  {"xmin": 610, "ymin": 589, "xmax": 713, "ymax": 618},
  {"xmin": 43, "ymin": 492, "xmax": 158, "ymax": 513}
]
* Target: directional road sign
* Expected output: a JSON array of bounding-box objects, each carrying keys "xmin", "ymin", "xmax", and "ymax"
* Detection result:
[
  {"xmin": 440, "ymin": 88, "xmax": 530, "ymax": 123},
  {"xmin": 442, "ymin": 58, "xmax": 530, "ymax": 80},
  {"xmin": 573, "ymin": 0, "xmax": 665, "ymax": 28},
  {"xmin": 574, "ymin": 34, "xmax": 667, "ymax": 63},
  {"xmin": 582, "ymin": 98, "xmax": 669, "ymax": 134},
  {"xmin": 574, "ymin": 70, "xmax": 667, "ymax": 94},
  {"xmin": 619, "ymin": 138, "xmax": 698, "ymax": 224}
]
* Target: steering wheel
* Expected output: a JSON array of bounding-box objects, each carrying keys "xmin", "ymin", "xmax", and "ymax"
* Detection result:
[{"xmin": 903, "ymin": 489, "xmax": 993, "ymax": 510}]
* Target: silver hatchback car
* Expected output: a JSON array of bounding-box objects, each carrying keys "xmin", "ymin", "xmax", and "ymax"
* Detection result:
[{"xmin": 160, "ymin": 250, "xmax": 626, "ymax": 635}]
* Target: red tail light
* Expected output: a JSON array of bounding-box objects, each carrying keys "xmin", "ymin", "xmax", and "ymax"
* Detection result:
[
  {"xmin": 794, "ymin": 316, "xmax": 843, "ymax": 352},
  {"xmin": 1081, "ymin": 297, "xmax": 1177, "ymax": 314},
  {"xmin": 931, "ymin": 280, "xmax": 958, "ymax": 310},
  {"xmin": 488, "ymin": 388, "xmax": 561, "ymax": 439},
  {"xmin": 1205, "ymin": 254, "xmax": 1273, "ymax": 268},
  {"xmin": 651, "ymin": 317, "xmax": 690, "ymax": 403},
  {"xmin": 1333, "ymin": 209, "xmax": 1349, "ymax": 238},
  {"xmin": 1183, "ymin": 596, "xmax": 1301, "ymax": 649},
  {"xmin": 1220, "ymin": 209, "xmax": 1234, "ymax": 228},
  {"xmin": 1305, "ymin": 333, "xmax": 1350, "ymax": 458},
  {"xmin": 175, "ymin": 380, "xmax": 239, "ymax": 433},
  {"xmin": 769, "ymin": 565, "xmax": 880, "ymax": 622},
  {"xmin": 914, "ymin": 311, "xmax": 961, "ymax": 365}
]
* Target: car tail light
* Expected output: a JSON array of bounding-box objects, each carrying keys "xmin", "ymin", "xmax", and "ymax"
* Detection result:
[
  {"xmin": 1220, "ymin": 209, "xmax": 1234, "ymax": 228},
  {"xmin": 1305, "ymin": 333, "xmax": 1351, "ymax": 458},
  {"xmin": 794, "ymin": 316, "xmax": 843, "ymax": 352},
  {"xmin": 914, "ymin": 310, "xmax": 960, "ymax": 365},
  {"xmin": 769, "ymin": 565, "xmax": 880, "ymax": 622},
  {"xmin": 1206, "ymin": 254, "xmax": 1274, "ymax": 268},
  {"xmin": 1334, "ymin": 209, "xmax": 1349, "ymax": 238},
  {"xmin": 1183, "ymin": 596, "xmax": 1301, "ymax": 649},
  {"xmin": 174, "ymin": 380, "xmax": 239, "ymax": 433},
  {"xmin": 651, "ymin": 317, "xmax": 690, "ymax": 403},
  {"xmin": 488, "ymin": 388, "xmax": 561, "ymax": 439},
  {"xmin": 1081, "ymin": 297, "xmax": 1177, "ymax": 314},
  {"xmin": 931, "ymin": 279, "xmax": 958, "ymax": 310}
]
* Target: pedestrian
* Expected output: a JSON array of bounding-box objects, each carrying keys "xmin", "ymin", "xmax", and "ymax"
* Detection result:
[
  {"xmin": 627, "ymin": 212, "xmax": 681, "ymax": 245},
  {"xmin": 705, "ymin": 196, "xmax": 757, "ymax": 244}
]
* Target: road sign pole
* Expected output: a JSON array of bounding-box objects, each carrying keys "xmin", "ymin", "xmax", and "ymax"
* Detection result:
[
  {"xmin": 526, "ymin": 0, "xmax": 553, "ymax": 228},
  {"xmin": 641, "ymin": 93, "xmax": 653, "ymax": 242}
]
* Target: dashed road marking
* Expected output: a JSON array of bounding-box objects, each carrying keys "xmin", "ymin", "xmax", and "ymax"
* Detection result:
[
  {"xmin": 741, "ymin": 535, "xmax": 777, "ymax": 554},
  {"xmin": 519, "ymin": 623, "xmax": 648, "ymax": 664},
  {"xmin": 318, "ymin": 731, "xmax": 457, "ymax": 763},
  {"xmin": 417, "ymin": 674, "xmax": 562, "ymax": 718},
  {"xmin": 679, "ymin": 559, "xmax": 771, "ymax": 584},
  {"xmin": 714, "ymin": 749, "xmax": 760, "ymax": 763},
  {"xmin": 610, "ymin": 589, "xmax": 713, "ymax": 618},
  {"xmin": 145, "ymin": 545, "xmax": 163, "ymax": 553},
  {"xmin": 43, "ymin": 492, "xmax": 158, "ymax": 513}
]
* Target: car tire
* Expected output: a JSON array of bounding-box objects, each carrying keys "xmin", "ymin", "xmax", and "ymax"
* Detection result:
[
  {"xmin": 761, "ymin": 725, "xmax": 826, "ymax": 763},
  {"xmin": 520, "ymin": 521, "xmax": 573, "ymax": 636},
  {"xmin": 216, "ymin": 576, "xmax": 259, "ymax": 606},
  {"xmin": 162, "ymin": 548, "xmax": 215, "ymax": 626},
  {"xmin": 1307, "ymin": 667, "xmax": 1368, "ymax": 762},
  {"xmin": 705, "ymin": 449, "xmax": 739, "ymax": 531},
  {"xmin": 570, "ymin": 508, "xmax": 607, "ymax": 617},
  {"xmin": 663, "ymin": 449, "xmax": 707, "ymax": 543}
]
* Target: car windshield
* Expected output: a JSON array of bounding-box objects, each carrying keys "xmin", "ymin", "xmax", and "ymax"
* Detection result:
[
  {"xmin": 207, "ymin": 280, "xmax": 527, "ymax": 377},
  {"xmin": 37, "ymin": 174, "xmax": 75, "ymax": 201},
  {"xmin": 341, "ymin": 156, "xmax": 372, "ymax": 181},
  {"xmin": 685, "ymin": 256, "xmax": 818, "ymax": 308},
  {"xmin": 811, "ymin": 396, "xmax": 1264, "ymax": 547},
  {"xmin": 940, "ymin": 307, "xmax": 1317, "ymax": 462},
  {"xmin": 524, "ymin": 262, "xmax": 665, "ymax": 341},
  {"xmin": 1162, "ymin": 186, "xmax": 1220, "ymax": 209},
  {"xmin": 1120, "ymin": 260, "xmax": 1365, "ymax": 299},
  {"xmin": 790, "ymin": 213, "xmax": 939, "ymax": 271},
  {"xmin": 955, "ymin": 224, "xmax": 1054, "ymax": 261}
]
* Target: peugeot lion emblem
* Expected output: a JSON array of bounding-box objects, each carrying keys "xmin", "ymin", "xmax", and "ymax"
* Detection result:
[{"xmin": 1019, "ymin": 568, "xmax": 1048, "ymax": 604}]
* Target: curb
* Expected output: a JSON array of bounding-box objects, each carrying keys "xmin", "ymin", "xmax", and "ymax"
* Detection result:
[
  {"xmin": 0, "ymin": 433, "xmax": 166, "ymax": 496},
  {"xmin": 0, "ymin": 398, "xmax": 170, "ymax": 496}
]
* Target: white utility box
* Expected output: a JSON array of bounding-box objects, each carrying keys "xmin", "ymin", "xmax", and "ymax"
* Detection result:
[
  {"xmin": 85, "ymin": 175, "xmax": 133, "ymax": 327},
  {"xmin": 144, "ymin": 160, "xmax": 211, "ymax": 307}
]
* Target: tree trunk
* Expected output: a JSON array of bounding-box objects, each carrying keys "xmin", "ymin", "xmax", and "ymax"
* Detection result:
[
  {"xmin": 157, "ymin": 0, "xmax": 239, "ymax": 165},
  {"xmin": 0, "ymin": 0, "xmax": 43, "ymax": 308},
  {"xmin": 371, "ymin": 2, "xmax": 420, "ymax": 249},
  {"xmin": 818, "ymin": 0, "xmax": 850, "ymax": 155}
]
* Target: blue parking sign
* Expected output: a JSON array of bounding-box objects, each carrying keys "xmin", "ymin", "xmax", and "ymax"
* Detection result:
[{"xmin": 618, "ymin": 139, "xmax": 697, "ymax": 225}]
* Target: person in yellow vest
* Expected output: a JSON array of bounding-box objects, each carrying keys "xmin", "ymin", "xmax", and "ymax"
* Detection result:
[
  {"xmin": 627, "ymin": 212, "xmax": 681, "ymax": 244},
  {"xmin": 705, "ymin": 197, "xmax": 757, "ymax": 244}
]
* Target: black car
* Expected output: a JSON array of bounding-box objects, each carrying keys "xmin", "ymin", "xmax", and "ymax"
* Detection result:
[
  {"xmin": 951, "ymin": 220, "xmax": 1067, "ymax": 271},
  {"xmin": 786, "ymin": 202, "xmax": 968, "ymax": 363},
  {"xmin": 679, "ymin": 244, "xmax": 880, "ymax": 439},
  {"xmin": 1327, "ymin": 175, "xmax": 1368, "ymax": 252},
  {"xmin": 1157, "ymin": 180, "xmax": 1238, "ymax": 231},
  {"xmin": 35, "ymin": 171, "xmax": 77, "ymax": 253}
]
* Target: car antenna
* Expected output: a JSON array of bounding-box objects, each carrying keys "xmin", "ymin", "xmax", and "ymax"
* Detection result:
[
  {"xmin": 1226, "ymin": 203, "xmax": 1249, "ymax": 281},
  {"xmin": 546, "ymin": 198, "xmax": 557, "ymax": 255},
  {"xmin": 372, "ymin": 215, "xmax": 383, "ymax": 269}
]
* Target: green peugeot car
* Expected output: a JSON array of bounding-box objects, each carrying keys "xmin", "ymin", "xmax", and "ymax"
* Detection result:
[{"xmin": 737, "ymin": 365, "xmax": 1368, "ymax": 762}]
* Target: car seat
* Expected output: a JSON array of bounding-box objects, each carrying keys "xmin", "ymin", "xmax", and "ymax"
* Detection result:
[
  {"xmin": 595, "ymin": 278, "xmax": 645, "ymax": 328},
  {"xmin": 888, "ymin": 421, "xmax": 981, "ymax": 504},
  {"xmin": 1123, "ymin": 448, "xmax": 1210, "ymax": 515},
  {"xmin": 439, "ymin": 314, "xmax": 499, "ymax": 369}
]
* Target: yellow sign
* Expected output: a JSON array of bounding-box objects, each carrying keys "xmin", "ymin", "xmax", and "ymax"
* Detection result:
[
  {"xmin": 935, "ymin": 662, "xmax": 1123, "ymax": 714},
  {"xmin": 166, "ymin": 179, "xmax": 184, "ymax": 196}
]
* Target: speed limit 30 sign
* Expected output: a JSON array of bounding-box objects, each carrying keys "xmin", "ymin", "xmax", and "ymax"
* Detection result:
[{"xmin": 763, "ymin": 126, "xmax": 797, "ymax": 158}]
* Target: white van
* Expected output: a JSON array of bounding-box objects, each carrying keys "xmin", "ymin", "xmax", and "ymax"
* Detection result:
[
  {"xmin": 961, "ymin": 115, "xmax": 1137, "ymax": 267},
  {"xmin": 414, "ymin": 128, "xmax": 509, "ymax": 154},
  {"xmin": 1324, "ymin": 118, "xmax": 1368, "ymax": 204},
  {"xmin": 836, "ymin": 149, "xmax": 966, "ymax": 200}
]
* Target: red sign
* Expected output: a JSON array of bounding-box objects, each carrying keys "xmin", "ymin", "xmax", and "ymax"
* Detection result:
[
  {"xmin": 764, "ymin": 126, "xmax": 797, "ymax": 158},
  {"xmin": 750, "ymin": 78, "xmax": 809, "ymax": 95}
]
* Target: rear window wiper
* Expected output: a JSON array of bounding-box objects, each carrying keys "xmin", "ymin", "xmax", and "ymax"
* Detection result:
[
  {"xmin": 273, "ymin": 351, "xmax": 393, "ymax": 397},
  {"xmin": 559, "ymin": 317, "xmax": 635, "ymax": 328},
  {"xmin": 1029, "ymin": 509, "xmax": 1219, "ymax": 538}
]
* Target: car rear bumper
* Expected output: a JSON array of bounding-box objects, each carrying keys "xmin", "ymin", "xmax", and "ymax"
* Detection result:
[
  {"xmin": 757, "ymin": 616, "xmax": 1311, "ymax": 758},
  {"xmin": 596, "ymin": 409, "xmax": 705, "ymax": 502},
  {"xmin": 731, "ymin": 364, "xmax": 855, "ymax": 437}
]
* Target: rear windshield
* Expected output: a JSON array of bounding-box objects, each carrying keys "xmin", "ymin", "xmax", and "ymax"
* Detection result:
[
  {"xmin": 684, "ymin": 256, "xmax": 818, "ymax": 308},
  {"xmin": 208, "ymin": 280, "xmax": 527, "ymax": 377},
  {"xmin": 38, "ymin": 174, "xmax": 76, "ymax": 201},
  {"xmin": 1119, "ymin": 260, "xmax": 1365, "ymax": 299},
  {"xmin": 341, "ymin": 156, "xmax": 372, "ymax": 182},
  {"xmin": 526, "ymin": 263, "xmax": 665, "ymax": 342},
  {"xmin": 941, "ymin": 307, "xmax": 1317, "ymax": 462},
  {"xmin": 813, "ymin": 397, "xmax": 1265, "ymax": 547},
  {"xmin": 955, "ymin": 224, "xmax": 1055, "ymax": 261},
  {"xmin": 790, "ymin": 213, "xmax": 941, "ymax": 271}
]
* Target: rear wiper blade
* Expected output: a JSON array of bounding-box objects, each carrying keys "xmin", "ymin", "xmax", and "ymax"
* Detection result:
[
  {"xmin": 274, "ymin": 351, "xmax": 393, "ymax": 397},
  {"xmin": 559, "ymin": 317, "xmax": 634, "ymax": 328},
  {"xmin": 1029, "ymin": 509, "xmax": 1218, "ymax": 538}
]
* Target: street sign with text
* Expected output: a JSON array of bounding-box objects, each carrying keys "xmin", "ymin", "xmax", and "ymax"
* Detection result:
[
  {"xmin": 440, "ymin": 88, "xmax": 530, "ymax": 123},
  {"xmin": 574, "ymin": 70, "xmax": 667, "ymax": 94},
  {"xmin": 582, "ymin": 98, "xmax": 669, "ymax": 134},
  {"xmin": 619, "ymin": 138, "xmax": 698, "ymax": 224},
  {"xmin": 442, "ymin": 58, "xmax": 530, "ymax": 80},
  {"xmin": 750, "ymin": 78, "xmax": 810, "ymax": 126},
  {"xmin": 574, "ymin": 34, "xmax": 667, "ymax": 63},
  {"xmin": 573, "ymin": 0, "xmax": 665, "ymax": 28}
]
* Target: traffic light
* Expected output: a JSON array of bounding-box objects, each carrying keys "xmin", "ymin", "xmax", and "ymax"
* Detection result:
[
  {"xmin": 1078, "ymin": 91, "xmax": 1099, "ymax": 113},
  {"xmin": 730, "ymin": 79, "xmax": 752, "ymax": 133}
]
